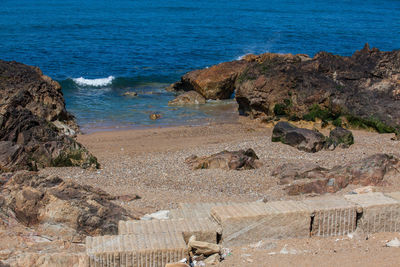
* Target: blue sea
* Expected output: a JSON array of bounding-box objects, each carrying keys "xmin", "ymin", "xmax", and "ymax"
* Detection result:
[{"xmin": 1, "ymin": 0, "xmax": 399, "ymax": 132}]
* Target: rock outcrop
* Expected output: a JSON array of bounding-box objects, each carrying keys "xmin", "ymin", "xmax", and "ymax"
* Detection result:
[
  {"xmin": 273, "ymin": 154, "xmax": 400, "ymax": 195},
  {"xmin": 0, "ymin": 60, "xmax": 98, "ymax": 172},
  {"xmin": 168, "ymin": 91, "xmax": 206, "ymax": 106},
  {"xmin": 0, "ymin": 171, "xmax": 133, "ymax": 236},
  {"xmin": 272, "ymin": 122, "xmax": 326, "ymax": 153},
  {"xmin": 235, "ymin": 44, "xmax": 400, "ymax": 131},
  {"xmin": 170, "ymin": 45, "xmax": 400, "ymax": 132},
  {"xmin": 167, "ymin": 60, "xmax": 248, "ymax": 99},
  {"xmin": 185, "ymin": 149, "xmax": 261, "ymax": 170}
]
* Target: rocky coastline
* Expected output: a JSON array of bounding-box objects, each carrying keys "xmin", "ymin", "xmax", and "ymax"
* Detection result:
[
  {"xmin": 169, "ymin": 44, "xmax": 400, "ymax": 135},
  {"xmin": 1, "ymin": 44, "xmax": 400, "ymax": 266}
]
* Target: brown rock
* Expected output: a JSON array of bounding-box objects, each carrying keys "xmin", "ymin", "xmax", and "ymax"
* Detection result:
[
  {"xmin": 203, "ymin": 253, "xmax": 221, "ymax": 265},
  {"xmin": 185, "ymin": 148, "xmax": 261, "ymax": 170},
  {"xmin": 150, "ymin": 113, "xmax": 161, "ymax": 120},
  {"xmin": 0, "ymin": 60, "xmax": 98, "ymax": 172},
  {"xmin": 8, "ymin": 253, "xmax": 88, "ymax": 267},
  {"xmin": 280, "ymin": 153, "xmax": 400, "ymax": 195},
  {"xmin": 167, "ymin": 60, "xmax": 248, "ymax": 100},
  {"xmin": 188, "ymin": 236, "xmax": 221, "ymax": 256},
  {"xmin": 1, "ymin": 171, "xmax": 133, "ymax": 235},
  {"xmin": 168, "ymin": 91, "xmax": 206, "ymax": 106},
  {"xmin": 122, "ymin": 91, "xmax": 138, "ymax": 97}
]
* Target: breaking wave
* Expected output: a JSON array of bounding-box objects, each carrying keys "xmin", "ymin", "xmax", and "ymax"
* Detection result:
[{"xmin": 72, "ymin": 76, "xmax": 115, "ymax": 87}]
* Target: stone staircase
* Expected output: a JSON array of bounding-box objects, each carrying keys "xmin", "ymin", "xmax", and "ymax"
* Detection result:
[{"xmin": 86, "ymin": 192, "xmax": 400, "ymax": 267}]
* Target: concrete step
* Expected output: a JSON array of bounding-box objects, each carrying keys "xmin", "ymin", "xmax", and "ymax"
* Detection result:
[
  {"xmin": 301, "ymin": 195, "xmax": 358, "ymax": 237},
  {"xmin": 169, "ymin": 202, "xmax": 239, "ymax": 219},
  {"xmin": 86, "ymin": 233, "xmax": 187, "ymax": 267},
  {"xmin": 118, "ymin": 217, "xmax": 220, "ymax": 243},
  {"xmin": 211, "ymin": 201, "xmax": 311, "ymax": 246},
  {"xmin": 345, "ymin": 192, "xmax": 400, "ymax": 233}
]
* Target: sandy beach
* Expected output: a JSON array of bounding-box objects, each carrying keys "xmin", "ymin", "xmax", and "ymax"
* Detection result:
[{"xmin": 40, "ymin": 119, "xmax": 400, "ymax": 216}]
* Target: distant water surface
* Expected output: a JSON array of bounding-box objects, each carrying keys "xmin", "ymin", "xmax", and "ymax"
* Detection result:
[{"xmin": 1, "ymin": 0, "xmax": 399, "ymax": 131}]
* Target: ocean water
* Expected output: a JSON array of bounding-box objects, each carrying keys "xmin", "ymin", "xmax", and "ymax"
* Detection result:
[{"xmin": 1, "ymin": 0, "xmax": 399, "ymax": 131}]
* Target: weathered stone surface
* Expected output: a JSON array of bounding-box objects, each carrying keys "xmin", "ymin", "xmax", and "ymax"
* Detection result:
[
  {"xmin": 344, "ymin": 192, "xmax": 400, "ymax": 233},
  {"xmin": 272, "ymin": 122, "xmax": 326, "ymax": 153},
  {"xmin": 234, "ymin": 45, "xmax": 400, "ymax": 132},
  {"xmin": 1, "ymin": 171, "xmax": 133, "ymax": 235},
  {"xmin": 86, "ymin": 233, "xmax": 188, "ymax": 267},
  {"xmin": 169, "ymin": 202, "xmax": 240, "ymax": 219},
  {"xmin": 0, "ymin": 60, "xmax": 98, "ymax": 171},
  {"xmin": 168, "ymin": 91, "xmax": 206, "ymax": 106},
  {"xmin": 283, "ymin": 153, "xmax": 400, "ymax": 195},
  {"xmin": 301, "ymin": 196, "xmax": 357, "ymax": 237},
  {"xmin": 167, "ymin": 60, "xmax": 248, "ymax": 100},
  {"xmin": 7, "ymin": 253, "xmax": 88, "ymax": 267},
  {"xmin": 185, "ymin": 148, "xmax": 261, "ymax": 170},
  {"xmin": 211, "ymin": 201, "xmax": 310, "ymax": 246},
  {"xmin": 188, "ymin": 236, "xmax": 221, "ymax": 256},
  {"xmin": 272, "ymin": 162, "xmax": 328, "ymax": 185},
  {"xmin": 118, "ymin": 217, "xmax": 219, "ymax": 243},
  {"xmin": 325, "ymin": 127, "xmax": 354, "ymax": 149}
]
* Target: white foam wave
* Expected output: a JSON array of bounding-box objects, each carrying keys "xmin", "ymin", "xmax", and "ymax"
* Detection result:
[{"xmin": 72, "ymin": 76, "xmax": 115, "ymax": 87}]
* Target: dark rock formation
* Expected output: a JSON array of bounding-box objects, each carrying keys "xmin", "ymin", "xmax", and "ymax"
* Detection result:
[
  {"xmin": 235, "ymin": 44, "xmax": 400, "ymax": 132},
  {"xmin": 272, "ymin": 122, "xmax": 326, "ymax": 153},
  {"xmin": 325, "ymin": 127, "xmax": 354, "ymax": 149},
  {"xmin": 170, "ymin": 45, "xmax": 400, "ymax": 132},
  {"xmin": 185, "ymin": 149, "xmax": 261, "ymax": 170},
  {"xmin": 0, "ymin": 171, "xmax": 134, "ymax": 235},
  {"xmin": 167, "ymin": 60, "xmax": 248, "ymax": 100},
  {"xmin": 273, "ymin": 154, "xmax": 400, "ymax": 195},
  {"xmin": 168, "ymin": 91, "xmax": 206, "ymax": 106},
  {"xmin": 0, "ymin": 60, "xmax": 98, "ymax": 172}
]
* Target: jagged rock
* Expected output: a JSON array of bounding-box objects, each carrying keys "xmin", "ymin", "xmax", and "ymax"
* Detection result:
[
  {"xmin": 0, "ymin": 60, "xmax": 98, "ymax": 172},
  {"xmin": 272, "ymin": 122, "xmax": 326, "ymax": 153},
  {"xmin": 188, "ymin": 236, "xmax": 221, "ymax": 256},
  {"xmin": 235, "ymin": 45, "xmax": 400, "ymax": 131},
  {"xmin": 279, "ymin": 154, "xmax": 400, "ymax": 195},
  {"xmin": 0, "ymin": 171, "xmax": 133, "ymax": 235},
  {"xmin": 203, "ymin": 253, "xmax": 220, "ymax": 265},
  {"xmin": 271, "ymin": 162, "xmax": 328, "ymax": 185},
  {"xmin": 122, "ymin": 91, "xmax": 138, "ymax": 97},
  {"xmin": 150, "ymin": 113, "xmax": 161, "ymax": 120},
  {"xmin": 185, "ymin": 148, "xmax": 261, "ymax": 170},
  {"xmin": 172, "ymin": 45, "xmax": 400, "ymax": 132},
  {"xmin": 167, "ymin": 60, "xmax": 248, "ymax": 99},
  {"xmin": 325, "ymin": 127, "xmax": 354, "ymax": 149},
  {"xmin": 168, "ymin": 91, "xmax": 206, "ymax": 106}
]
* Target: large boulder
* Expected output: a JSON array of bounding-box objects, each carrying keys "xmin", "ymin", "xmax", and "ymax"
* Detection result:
[
  {"xmin": 0, "ymin": 171, "xmax": 134, "ymax": 235},
  {"xmin": 168, "ymin": 90, "xmax": 206, "ymax": 106},
  {"xmin": 272, "ymin": 121, "xmax": 326, "ymax": 153},
  {"xmin": 235, "ymin": 44, "xmax": 400, "ymax": 132},
  {"xmin": 167, "ymin": 60, "xmax": 248, "ymax": 100},
  {"xmin": 185, "ymin": 148, "xmax": 261, "ymax": 170},
  {"xmin": 0, "ymin": 60, "xmax": 98, "ymax": 172},
  {"xmin": 274, "ymin": 154, "xmax": 400, "ymax": 195}
]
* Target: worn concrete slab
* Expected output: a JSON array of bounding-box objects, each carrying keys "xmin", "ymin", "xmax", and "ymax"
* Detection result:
[
  {"xmin": 169, "ymin": 202, "xmax": 239, "ymax": 219},
  {"xmin": 86, "ymin": 233, "xmax": 188, "ymax": 267},
  {"xmin": 344, "ymin": 192, "xmax": 400, "ymax": 233},
  {"xmin": 118, "ymin": 217, "xmax": 220, "ymax": 243},
  {"xmin": 301, "ymin": 196, "xmax": 357, "ymax": 237},
  {"xmin": 211, "ymin": 201, "xmax": 310, "ymax": 246}
]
